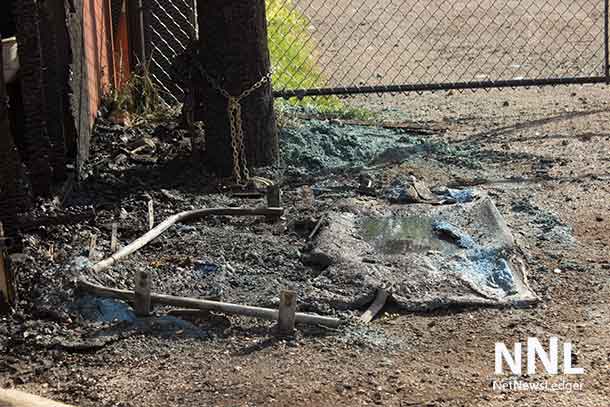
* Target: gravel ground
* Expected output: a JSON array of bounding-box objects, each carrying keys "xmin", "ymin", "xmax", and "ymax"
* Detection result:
[
  {"xmin": 0, "ymin": 81, "xmax": 608, "ymax": 406},
  {"xmin": 1, "ymin": 2, "xmax": 610, "ymax": 401}
]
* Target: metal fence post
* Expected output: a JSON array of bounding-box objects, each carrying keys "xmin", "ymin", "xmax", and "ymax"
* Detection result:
[
  {"xmin": 604, "ymin": 0, "xmax": 610, "ymax": 84},
  {"xmin": 137, "ymin": 0, "xmax": 147, "ymax": 63}
]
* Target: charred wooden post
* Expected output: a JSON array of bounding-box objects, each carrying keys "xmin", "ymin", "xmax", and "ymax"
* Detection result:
[
  {"xmin": 194, "ymin": 0, "xmax": 278, "ymax": 180},
  {"xmin": 0, "ymin": 34, "xmax": 30, "ymax": 236},
  {"xmin": 38, "ymin": 0, "xmax": 66, "ymax": 181},
  {"xmin": 13, "ymin": 0, "xmax": 53, "ymax": 195},
  {"xmin": 266, "ymin": 184, "xmax": 282, "ymax": 222},
  {"xmin": 266, "ymin": 184, "xmax": 281, "ymax": 208}
]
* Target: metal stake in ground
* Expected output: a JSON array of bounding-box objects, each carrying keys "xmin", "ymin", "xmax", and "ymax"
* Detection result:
[
  {"xmin": 88, "ymin": 233, "xmax": 97, "ymax": 260},
  {"xmin": 148, "ymin": 199, "xmax": 154, "ymax": 230},
  {"xmin": 110, "ymin": 223, "xmax": 119, "ymax": 252},
  {"xmin": 278, "ymin": 289, "xmax": 297, "ymax": 335},
  {"xmin": 266, "ymin": 184, "xmax": 281, "ymax": 208},
  {"xmin": 194, "ymin": 0, "xmax": 278, "ymax": 180},
  {"xmin": 134, "ymin": 270, "xmax": 151, "ymax": 316}
]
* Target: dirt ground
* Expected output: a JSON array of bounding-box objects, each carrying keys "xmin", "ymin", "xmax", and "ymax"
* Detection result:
[
  {"xmin": 0, "ymin": 81, "xmax": 608, "ymax": 407},
  {"xmin": 1, "ymin": 1, "xmax": 609, "ymax": 405}
]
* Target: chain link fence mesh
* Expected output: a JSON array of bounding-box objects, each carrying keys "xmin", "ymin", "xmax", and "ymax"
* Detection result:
[
  {"xmin": 268, "ymin": 0, "xmax": 609, "ymax": 97},
  {"xmin": 145, "ymin": 0, "xmax": 197, "ymax": 104},
  {"xmin": 146, "ymin": 0, "xmax": 608, "ymax": 103}
]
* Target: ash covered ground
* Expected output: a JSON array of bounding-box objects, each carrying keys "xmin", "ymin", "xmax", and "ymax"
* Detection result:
[{"xmin": 0, "ymin": 99, "xmax": 608, "ymax": 406}]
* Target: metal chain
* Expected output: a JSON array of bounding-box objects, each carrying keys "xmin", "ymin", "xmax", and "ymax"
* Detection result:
[{"xmin": 195, "ymin": 63, "xmax": 273, "ymax": 184}]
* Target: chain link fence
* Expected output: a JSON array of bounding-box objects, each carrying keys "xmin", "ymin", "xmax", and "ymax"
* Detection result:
[
  {"xmin": 146, "ymin": 0, "xmax": 609, "ymax": 102},
  {"xmin": 268, "ymin": 0, "xmax": 610, "ymax": 97},
  {"xmin": 144, "ymin": 0, "xmax": 198, "ymax": 104}
]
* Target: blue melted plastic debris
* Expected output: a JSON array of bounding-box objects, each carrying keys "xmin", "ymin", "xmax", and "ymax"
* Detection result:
[
  {"xmin": 445, "ymin": 188, "xmax": 475, "ymax": 203},
  {"xmin": 434, "ymin": 188, "xmax": 475, "ymax": 203},
  {"xmin": 489, "ymin": 258, "xmax": 515, "ymax": 292},
  {"xmin": 462, "ymin": 248, "xmax": 515, "ymax": 293},
  {"xmin": 76, "ymin": 295, "xmax": 136, "ymax": 323},
  {"xmin": 193, "ymin": 261, "xmax": 219, "ymax": 279},
  {"xmin": 75, "ymin": 295, "xmax": 208, "ymax": 337},
  {"xmin": 432, "ymin": 221, "xmax": 515, "ymax": 293},
  {"xmin": 432, "ymin": 221, "xmax": 476, "ymax": 249}
]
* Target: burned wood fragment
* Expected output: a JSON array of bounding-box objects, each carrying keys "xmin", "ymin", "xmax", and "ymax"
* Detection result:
[
  {"xmin": 15, "ymin": 207, "xmax": 96, "ymax": 232},
  {"xmin": 0, "ymin": 34, "xmax": 31, "ymax": 235},
  {"xmin": 195, "ymin": 0, "xmax": 278, "ymax": 177},
  {"xmin": 39, "ymin": 0, "xmax": 66, "ymax": 181}
]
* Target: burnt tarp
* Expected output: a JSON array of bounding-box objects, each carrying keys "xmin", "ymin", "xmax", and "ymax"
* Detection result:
[{"xmin": 301, "ymin": 192, "xmax": 538, "ymax": 311}]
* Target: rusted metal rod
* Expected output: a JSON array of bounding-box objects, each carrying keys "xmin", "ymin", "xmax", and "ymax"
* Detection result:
[
  {"xmin": 92, "ymin": 207, "xmax": 284, "ymax": 273},
  {"xmin": 77, "ymin": 279, "xmax": 342, "ymax": 328}
]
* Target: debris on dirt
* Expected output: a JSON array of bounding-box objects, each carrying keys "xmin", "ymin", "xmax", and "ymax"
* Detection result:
[
  {"xmin": 383, "ymin": 176, "xmax": 442, "ymax": 204},
  {"xmin": 304, "ymin": 194, "xmax": 537, "ymax": 311},
  {"xmin": 435, "ymin": 187, "xmax": 476, "ymax": 203},
  {"xmin": 510, "ymin": 198, "xmax": 576, "ymax": 247},
  {"xmin": 279, "ymin": 119, "xmax": 418, "ymax": 171},
  {"xmin": 2, "ymin": 87, "xmax": 608, "ymax": 406},
  {"xmin": 384, "ymin": 178, "xmax": 421, "ymax": 203},
  {"xmin": 76, "ymin": 294, "xmax": 208, "ymax": 339},
  {"xmin": 76, "ymin": 295, "xmax": 136, "ymax": 323}
]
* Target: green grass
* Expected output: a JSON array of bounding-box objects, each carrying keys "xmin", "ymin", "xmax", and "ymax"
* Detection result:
[
  {"xmin": 266, "ymin": 0, "xmax": 324, "ymax": 96},
  {"xmin": 103, "ymin": 57, "xmax": 183, "ymax": 121},
  {"xmin": 266, "ymin": 0, "xmax": 375, "ymax": 121}
]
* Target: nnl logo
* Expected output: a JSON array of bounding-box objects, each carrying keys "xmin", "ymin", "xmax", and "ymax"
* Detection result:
[{"xmin": 495, "ymin": 337, "xmax": 584, "ymax": 375}]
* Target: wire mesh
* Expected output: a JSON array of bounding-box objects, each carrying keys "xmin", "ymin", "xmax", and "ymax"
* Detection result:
[
  {"xmin": 145, "ymin": 0, "xmax": 197, "ymax": 104},
  {"xmin": 267, "ymin": 0, "xmax": 609, "ymax": 97},
  {"xmin": 146, "ymin": 0, "xmax": 608, "ymax": 102}
]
